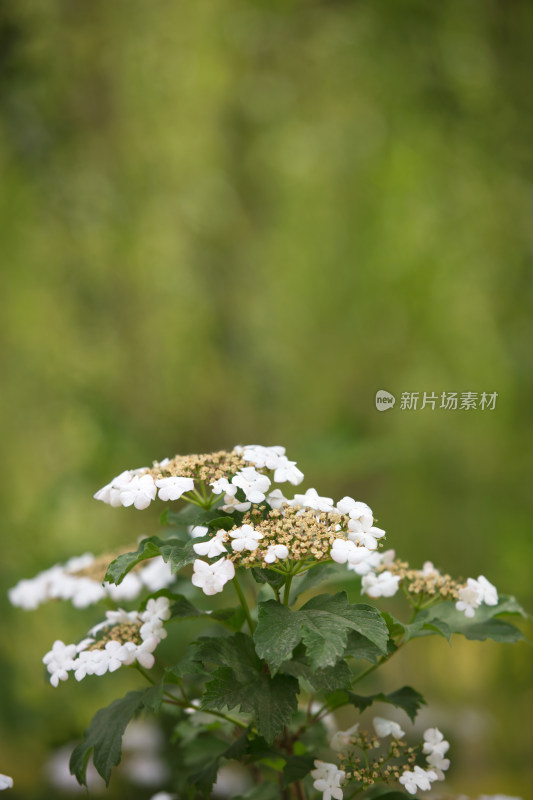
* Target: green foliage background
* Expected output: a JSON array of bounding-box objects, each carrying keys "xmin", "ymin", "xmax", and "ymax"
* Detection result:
[{"xmin": 0, "ymin": 1, "xmax": 531, "ymax": 797}]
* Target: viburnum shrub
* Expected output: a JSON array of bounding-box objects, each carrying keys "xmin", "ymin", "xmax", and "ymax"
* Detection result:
[{"xmin": 8, "ymin": 445, "xmax": 527, "ymax": 800}]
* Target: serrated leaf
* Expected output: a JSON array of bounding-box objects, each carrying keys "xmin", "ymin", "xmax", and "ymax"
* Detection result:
[
  {"xmin": 187, "ymin": 729, "xmax": 249, "ymax": 793},
  {"xmin": 283, "ymin": 755, "xmax": 315, "ymax": 787},
  {"xmin": 255, "ymin": 593, "xmax": 388, "ymax": 673},
  {"xmin": 202, "ymin": 668, "xmax": 298, "ymax": 743},
  {"xmin": 345, "ymin": 630, "xmax": 397, "ymax": 663},
  {"xmin": 104, "ymin": 536, "xmax": 199, "ymax": 584},
  {"xmin": 409, "ymin": 596, "xmax": 526, "ymax": 644},
  {"xmin": 167, "ymin": 642, "xmax": 209, "ymax": 678},
  {"xmin": 282, "ymin": 659, "xmax": 352, "ymax": 692},
  {"xmin": 199, "ymin": 633, "xmax": 298, "ymax": 742},
  {"xmin": 170, "ymin": 595, "xmax": 203, "ymax": 619},
  {"xmin": 342, "ymin": 685, "xmax": 426, "ymax": 722},
  {"xmin": 163, "ymin": 503, "xmax": 226, "ymax": 528},
  {"xmin": 70, "ymin": 688, "xmax": 157, "ymax": 786}
]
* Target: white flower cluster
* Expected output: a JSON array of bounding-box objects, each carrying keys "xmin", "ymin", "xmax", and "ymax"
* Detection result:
[
  {"xmin": 422, "ymin": 727, "xmax": 450, "ymax": 779},
  {"xmin": 329, "ymin": 497, "xmax": 387, "ymax": 576},
  {"xmin": 373, "ymin": 716, "xmax": 405, "ymax": 739},
  {"xmin": 0, "ymin": 774, "xmax": 13, "ymax": 791},
  {"xmin": 42, "ymin": 597, "xmax": 171, "ymax": 687},
  {"xmin": 8, "ymin": 554, "xmax": 173, "ymax": 610},
  {"xmin": 455, "ymin": 575, "xmax": 498, "ymax": 618},
  {"xmin": 93, "ymin": 445, "xmax": 305, "ymax": 512},
  {"xmin": 311, "ymin": 760, "xmax": 345, "ymax": 800},
  {"xmin": 238, "ymin": 444, "xmax": 304, "ymax": 485}
]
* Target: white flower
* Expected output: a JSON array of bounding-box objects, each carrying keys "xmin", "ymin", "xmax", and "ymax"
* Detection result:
[
  {"xmin": 140, "ymin": 617, "xmax": 167, "ymax": 641},
  {"xmin": 264, "ymin": 544, "xmax": 289, "ymax": 564},
  {"xmin": 93, "ymin": 469, "xmax": 136, "ymax": 507},
  {"xmin": 142, "ymin": 596, "xmax": 171, "ymax": 622},
  {"xmin": 372, "ymin": 717, "xmax": 405, "ymax": 739},
  {"xmin": 329, "ymin": 724, "xmax": 359, "ymax": 752},
  {"xmin": 232, "ymin": 468, "xmax": 271, "ymax": 503},
  {"xmin": 103, "ymin": 640, "xmax": 133, "ymax": 672},
  {"xmin": 267, "ymin": 489, "xmax": 288, "ymax": 509},
  {"xmin": 422, "ymin": 727, "xmax": 449, "ymax": 756},
  {"xmin": 347, "ymin": 520, "xmax": 385, "ymax": 550},
  {"xmin": 420, "ymin": 561, "xmax": 440, "ymax": 577},
  {"xmin": 456, "ymin": 578, "xmax": 483, "ymax": 618},
  {"xmin": 119, "ymin": 474, "xmax": 157, "ymax": 510},
  {"xmin": 330, "ymin": 539, "xmax": 377, "ymax": 574},
  {"xmin": 426, "ymin": 749, "xmax": 450, "ymax": 779},
  {"xmin": 310, "ymin": 760, "xmax": 345, "ymax": 800},
  {"xmin": 241, "ymin": 444, "xmax": 286, "ymax": 469},
  {"xmin": 477, "ymin": 575, "xmax": 498, "ymax": 606},
  {"xmin": 221, "ymin": 493, "xmax": 251, "ymax": 513},
  {"xmin": 139, "ymin": 557, "xmax": 174, "ymax": 593},
  {"xmin": 189, "ymin": 525, "xmax": 209, "ymax": 538},
  {"xmin": 43, "ymin": 641, "xmax": 77, "ymax": 687},
  {"xmin": 210, "ymin": 478, "xmax": 235, "ymax": 496},
  {"xmin": 191, "ymin": 558, "xmax": 235, "ymax": 596},
  {"xmin": 361, "ymin": 571, "xmax": 400, "ymax": 598},
  {"xmin": 150, "ymin": 793, "xmax": 177, "ymax": 800},
  {"xmin": 346, "ymin": 550, "xmax": 382, "ymax": 576},
  {"xmin": 336, "ymin": 498, "xmax": 374, "ymax": 530},
  {"xmin": 193, "ymin": 530, "xmax": 228, "ymax": 558},
  {"xmin": 273, "ymin": 458, "xmax": 304, "ymax": 485},
  {"xmin": 155, "ymin": 476, "xmax": 194, "ymax": 501},
  {"xmin": 229, "ymin": 524, "xmax": 263, "ymax": 552},
  {"xmin": 399, "ymin": 766, "xmax": 438, "ymax": 794},
  {"xmin": 0, "ymin": 774, "xmax": 13, "ymax": 791},
  {"xmin": 293, "ymin": 488, "xmax": 335, "ymax": 513}
]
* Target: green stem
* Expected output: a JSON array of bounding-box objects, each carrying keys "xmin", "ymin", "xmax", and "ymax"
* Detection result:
[
  {"xmin": 283, "ymin": 573, "xmax": 294, "ymax": 605},
  {"xmin": 233, "ymin": 572, "xmax": 255, "ymax": 633}
]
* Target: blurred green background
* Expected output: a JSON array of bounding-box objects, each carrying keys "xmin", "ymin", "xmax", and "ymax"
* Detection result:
[{"xmin": 1, "ymin": 0, "xmax": 532, "ymax": 797}]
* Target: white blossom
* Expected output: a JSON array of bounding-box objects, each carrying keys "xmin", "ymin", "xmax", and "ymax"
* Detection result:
[
  {"xmin": 220, "ymin": 493, "xmax": 251, "ymax": 513},
  {"xmin": 0, "ymin": 775, "xmax": 13, "ymax": 791},
  {"xmin": 477, "ymin": 575, "xmax": 498, "ymax": 606},
  {"xmin": 210, "ymin": 478, "xmax": 235, "ymax": 496},
  {"xmin": 142, "ymin": 596, "xmax": 171, "ymax": 622},
  {"xmin": 422, "ymin": 727, "xmax": 449, "ymax": 756},
  {"xmin": 264, "ymin": 544, "xmax": 289, "ymax": 564},
  {"xmin": 346, "ymin": 550, "xmax": 382, "ymax": 576},
  {"xmin": 336, "ymin": 498, "xmax": 374, "ymax": 530},
  {"xmin": 155, "ymin": 476, "xmax": 194, "ymax": 501},
  {"xmin": 456, "ymin": 578, "xmax": 483, "ymax": 618},
  {"xmin": 273, "ymin": 458, "xmax": 304, "ymax": 485},
  {"xmin": 191, "ymin": 558, "xmax": 235, "ymax": 595},
  {"xmin": 240, "ymin": 444, "xmax": 286, "ymax": 470},
  {"xmin": 93, "ymin": 469, "xmax": 137, "ymax": 507},
  {"xmin": 399, "ymin": 766, "xmax": 438, "ymax": 794},
  {"xmin": 232, "ymin": 468, "xmax": 271, "ymax": 503},
  {"xmin": 329, "ymin": 724, "xmax": 359, "ymax": 752},
  {"xmin": 193, "ymin": 530, "xmax": 228, "ymax": 558},
  {"xmin": 361, "ymin": 571, "xmax": 400, "ymax": 598},
  {"xmin": 189, "ymin": 525, "xmax": 209, "ymax": 538},
  {"xmin": 347, "ymin": 520, "xmax": 385, "ymax": 550},
  {"xmin": 310, "ymin": 760, "xmax": 345, "ymax": 800},
  {"xmin": 229, "ymin": 524, "xmax": 263, "ymax": 552},
  {"xmin": 330, "ymin": 539, "xmax": 377, "ymax": 574},
  {"xmin": 372, "ymin": 717, "xmax": 405, "ymax": 739},
  {"xmin": 267, "ymin": 489, "xmax": 289, "ymax": 509},
  {"xmin": 119, "ymin": 474, "xmax": 157, "ymax": 510},
  {"xmin": 426, "ymin": 749, "xmax": 450, "ymax": 779},
  {"xmin": 42, "ymin": 641, "xmax": 77, "ymax": 687},
  {"xmin": 293, "ymin": 488, "xmax": 335, "ymax": 513}
]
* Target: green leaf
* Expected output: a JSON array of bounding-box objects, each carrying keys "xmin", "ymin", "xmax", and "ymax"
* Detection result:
[
  {"xmin": 105, "ymin": 536, "xmax": 199, "ymax": 584},
  {"xmin": 163, "ymin": 502, "xmax": 227, "ymax": 529},
  {"xmin": 167, "ymin": 642, "xmax": 209, "ymax": 678},
  {"xmin": 251, "ymin": 567, "xmax": 286, "ymax": 590},
  {"xmin": 407, "ymin": 596, "xmax": 527, "ymax": 644},
  {"xmin": 170, "ymin": 594, "xmax": 203, "ymax": 619},
  {"xmin": 283, "ymin": 658, "xmax": 352, "ymax": 692},
  {"xmin": 345, "ymin": 630, "xmax": 397, "ymax": 662},
  {"xmin": 70, "ymin": 688, "xmax": 158, "ymax": 786},
  {"xmin": 342, "ymin": 685, "xmax": 426, "ymax": 722},
  {"xmin": 187, "ymin": 729, "xmax": 249, "ymax": 793},
  {"xmin": 254, "ymin": 593, "xmax": 389, "ymax": 673},
  {"xmin": 289, "ymin": 562, "xmax": 346, "ymax": 602},
  {"xmin": 283, "ymin": 755, "xmax": 315, "ymax": 787},
  {"xmin": 199, "ymin": 633, "xmax": 298, "ymax": 742}
]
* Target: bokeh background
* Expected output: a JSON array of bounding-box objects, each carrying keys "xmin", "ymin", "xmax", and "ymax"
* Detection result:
[{"xmin": 1, "ymin": 0, "xmax": 532, "ymax": 797}]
